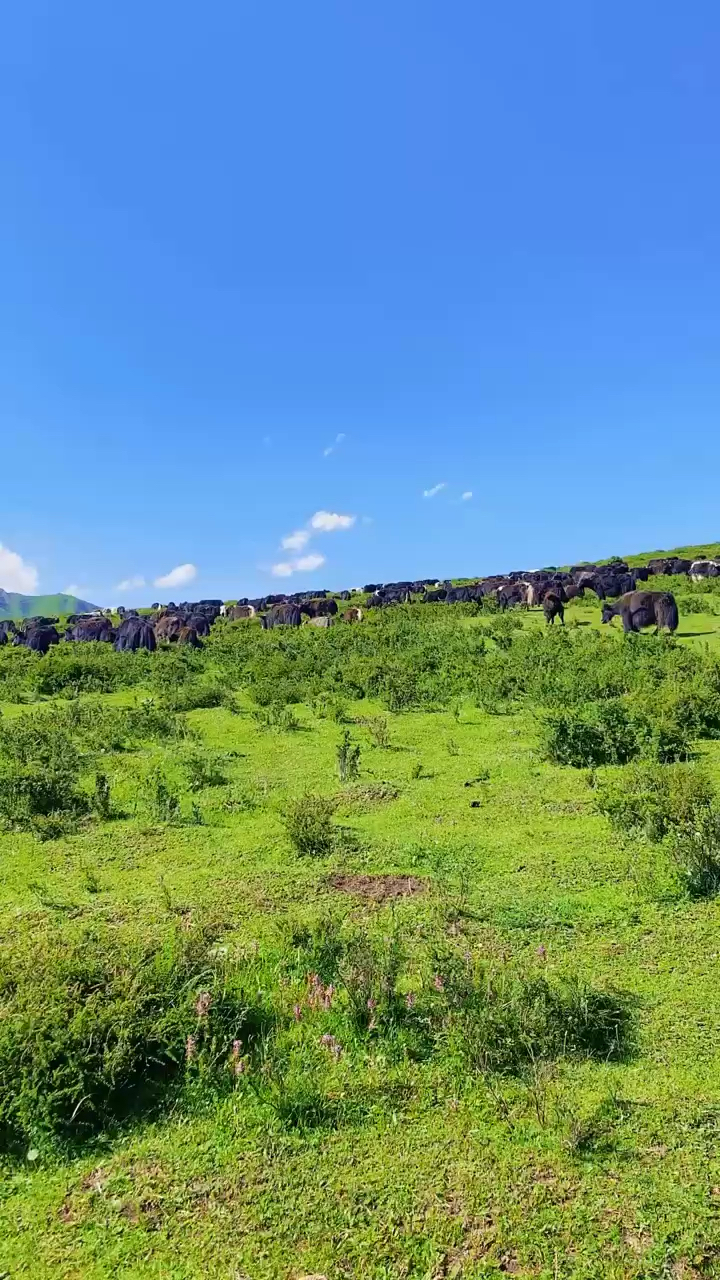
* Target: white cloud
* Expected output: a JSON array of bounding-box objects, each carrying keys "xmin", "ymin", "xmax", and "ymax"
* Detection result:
[
  {"xmin": 323, "ymin": 432, "xmax": 346, "ymax": 457},
  {"xmin": 116, "ymin": 575, "xmax": 146, "ymax": 592},
  {"xmin": 0, "ymin": 544, "xmax": 39, "ymax": 594},
  {"xmin": 295, "ymin": 553, "xmax": 325, "ymax": 572},
  {"xmin": 461, "ymin": 491, "xmax": 473, "ymax": 501},
  {"xmin": 271, "ymin": 552, "xmax": 326, "ymax": 577},
  {"xmin": 154, "ymin": 563, "xmax": 197, "ymax": 589},
  {"xmin": 423, "ymin": 483, "xmax": 447, "ymax": 499},
  {"xmin": 281, "ymin": 529, "xmax": 311, "ymax": 552},
  {"xmin": 64, "ymin": 583, "xmax": 91, "ymax": 598},
  {"xmin": 310, "ymin": 510, "xmax": 356, "ymax": 532}
]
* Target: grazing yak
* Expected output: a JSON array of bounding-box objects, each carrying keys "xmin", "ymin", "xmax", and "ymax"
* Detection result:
[
  {"xmin": 601, "ymin": 591, "xmax": 678, "ymax": 634},
  {"xmin": 155, "ymin": 614, "xmax": 185, "ymax": 643},
  {"xmin": 300, "ymin": 598, "xmax": 338, "ymax": 619},
  {"xmin": 690, "ymin": 559, "xmax": 720, "ymax": 582},
  {"xmin": 260, "ymin": 605, "xmax": 302, "ymax": 630},
  {"xmin": 342, "ymin": 607, "xmax": 363, "ymax": 622},
  {"xmin": 114, "ymin": 618, "xmax": 157, "ymax": 652},
  {"xmin": 543, "ymin": 592, "xmax": 565, "ymax": 625},
  {"xmin": 13, "ymin": 625, "xmax": 60, "ymax": 655},
  {"xmin": 65, "ymin": 617, "xmax": 114, "ymax": 643},
  {"xmin": 226, "ymin": 604, "xmax": 256, "ymax": 621},
  {"xmin": 177, "ymin": 625, "xmax": 202, "ymax": 647}
]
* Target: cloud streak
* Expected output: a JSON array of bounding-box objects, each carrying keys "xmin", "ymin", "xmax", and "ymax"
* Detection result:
[
  {"xmin": 281, "ymin": 529, "xmax": 311, "ymax": 552},
  {"xmin": 271, "ymin": 552, "xmax": 326, "ymax": 577},
  {"xmin": 461, "ymin": 491, "xmax": 473, "ymax": 501},
  {"xmin": 116, "ymin": 575, "xmax": 146, "ymax": 592},
  {"xmin": 0, "ymin": 544, "xmax": 39, "ymax": 594},
  {"xmin": 323, "ymin": 432, "xmax": 346, "ymax": 457},
  {"xmin": 423, "ymin": 483, "xmax": 446, "ymax": 499},
  {"xmin": 154, "ymin": 563, "xmax": 197, "ymax": 589}
]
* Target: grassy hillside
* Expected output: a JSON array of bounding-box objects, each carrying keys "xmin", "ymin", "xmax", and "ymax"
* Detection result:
[
  {"xmin": 1, "ymin": 558, "xmax": 720, "ymax": 1277},
  {"xmin": 0, "ymin": 590, "xmax": 100, "ymax": 619}
]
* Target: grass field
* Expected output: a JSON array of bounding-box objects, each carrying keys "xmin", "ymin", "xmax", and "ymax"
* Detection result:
[{"xmin": 3, "ymin": 573, "xmax": 720, "ymax": 1278}]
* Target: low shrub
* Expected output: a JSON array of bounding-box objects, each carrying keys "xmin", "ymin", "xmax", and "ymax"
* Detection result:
[
  {"xmin": 541, "ymin": 700, "xmax": 638, "ymax": 768},
  {"xmin": 670, "ymin": 812, "xmax": 720, "ymax": 899},
  {"xmin": 336, "ymin": 730, "xmax": 361, "ymax": 783},
  {"xmin": 284, "ymin": 793, "xmax": 337, "ymax": 857},
  {"xmin": 594, "ymin": 763, "xmax": 715, "ymax": 841},
  {"xmin": 181, "ymin": 748, "xmax": 228, "ymax": 792},
  {"xmin": 143, "ymin": 767, "xmax": 182, "ymax": 824},
  {"xmin": 252, "ymin": 703, "xmax": 300, "ymax": 732}
]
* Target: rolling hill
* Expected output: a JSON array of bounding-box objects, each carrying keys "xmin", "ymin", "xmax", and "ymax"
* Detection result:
[{"xmin": 0, "ymin": 590, "xmax": 100, "ymax": 620}]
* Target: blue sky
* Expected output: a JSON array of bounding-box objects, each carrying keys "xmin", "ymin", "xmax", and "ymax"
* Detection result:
[{"xmin": 2, "ymin": 2, "xmax": 720, "ymax": 603}]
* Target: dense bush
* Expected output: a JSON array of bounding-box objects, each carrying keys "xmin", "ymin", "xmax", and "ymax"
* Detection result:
[
  {"xmin": 594, "ymin": 762, "xmax": 715, "ymax": 841},
  {"xmin": 30, "ymin": 644, "xmax": 152, "ymax": 696},
  {"xmin": 542, "ymin": 701, "xmax": 639, "ymax": 768}
]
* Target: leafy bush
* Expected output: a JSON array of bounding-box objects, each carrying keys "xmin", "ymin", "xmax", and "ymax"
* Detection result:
[
  {"xmin": 30, "ymin": 645, "xmax": 151, "ymax": 696},
  {"xmin": 670, "ymin": 812, "xmax": 720, "ymax": 899},
  {"xmin": 594, "ymin": 763, "xmax": 715, "ymax": 841},
  {"xmin": 0, "ymin": 762, "xmax": 89, "ymax": 832},
  {"xmin": 284, "ymin": 793, "xmax": 337, "ymax": 857},
  {"xmin": 542, "ymin": 701, "xmax": 638, "ymax": 768}
]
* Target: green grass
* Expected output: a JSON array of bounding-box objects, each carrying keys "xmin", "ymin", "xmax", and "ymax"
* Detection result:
[{"xmin": 2, "ymin": 577, "xmax": 720, "ymax": 1276}]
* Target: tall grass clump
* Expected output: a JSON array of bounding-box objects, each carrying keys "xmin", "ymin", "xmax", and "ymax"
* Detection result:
[{"xmin": 0, "ymin": 919, "xmax": 275, "ymax": 1152}]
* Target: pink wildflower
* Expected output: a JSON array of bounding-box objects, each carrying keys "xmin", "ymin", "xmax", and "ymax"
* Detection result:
[
  {"xmin": 433, "ymin": 974, "xmax": 445, "ymax": 992},
  {"xmin": 185, "ymin": 1034, "xmax": 197, "ymax": 1062},
  {"xmin": 320, "ymin": 1033, "xmax": 343, "ymax": 1060},
  {"xmin": 536, "ymin": 945, "xmax": 547, "ymax": 961},
  {"xmin": 405, "ymin": 990, "xmax": 416, "ymax": 1010},
  {"xmin": 293, "ymin": 1003, "xmax": 303, "ymax": 1022},
  {"xmin": 195, "ymin": 991, "xmax": 212, "ymax": 1019},
  {"xmin": 231, "ymin": 1039, "xmax": 243, "ymax": 1059}
]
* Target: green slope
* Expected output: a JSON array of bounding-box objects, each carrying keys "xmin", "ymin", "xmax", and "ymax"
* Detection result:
[{"xmin": 0, "ymin": 590, "xmax": 100, "ymax": 620}]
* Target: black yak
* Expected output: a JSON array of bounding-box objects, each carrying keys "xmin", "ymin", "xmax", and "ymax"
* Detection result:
[
  {"xmin": 260, "ymin": 605, "xmax": 302, "ymax": 629},
  {"xmin": 601, "ymin": 591, "xmax": 678, "ymax": 634},
  {"xmin": 543, "ymin": 592, "xmax": 565, "ymax": 625}
]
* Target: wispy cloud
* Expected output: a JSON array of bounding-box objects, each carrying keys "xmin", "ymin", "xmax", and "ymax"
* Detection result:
[
  {"xmin": 323, "ymin": 432, "xmax": 346, "ymax": 457},
  {"xmin": 154, "ymin": 563, "xmax": 197, "ymax": 589},
  {"xmin": 281, "ymin": 529, "xmax": 311, "ymax": 552},
  {"xmin": 423, "ymin": 483, "xmax": 446, "ymax": 499},
  {"xmin": 64, "ymin": 583, "xmax": 91, "ymax": 598},
  {"xmin": 0, "ymin": 544, "xmax": 38, "ymax": 594},
  {"xmin": 116, "ymin": 574, "xmax": 146, "ymax": 592},
  {"xmin": 271, "ymin": 552, "xmax": 325, "ymax": 577},
  {"xmin": 461, "ymin": 491, "xmax": 473, "ymax": 501},
  {"xmin": 295, "ymin": 553, "xmax": 325, "ymax": 572},
  {"xmin": 310, "ymin": 510, "xmax": 356, "ymax": 532}
]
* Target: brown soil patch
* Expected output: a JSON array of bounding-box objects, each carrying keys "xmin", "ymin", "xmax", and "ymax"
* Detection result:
[{"xmin": 327, "ymin": 872, "xmax": 427, "ymax": 902}]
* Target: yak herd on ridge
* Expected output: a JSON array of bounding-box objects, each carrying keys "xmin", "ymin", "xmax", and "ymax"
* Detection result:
[{"xmin": 1, "ymin": 553, "xmax": 718, "ymax": 656}]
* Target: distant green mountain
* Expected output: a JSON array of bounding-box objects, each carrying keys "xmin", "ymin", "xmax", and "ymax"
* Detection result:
[{"xmin": 0, "ymin": 590, "xmax": 100, "ymax": 620}]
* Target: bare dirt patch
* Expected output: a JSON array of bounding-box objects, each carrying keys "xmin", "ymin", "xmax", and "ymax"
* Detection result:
[{"xmin": 327, "ymin": 872, "xmax": 427, "ymax": 902}]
